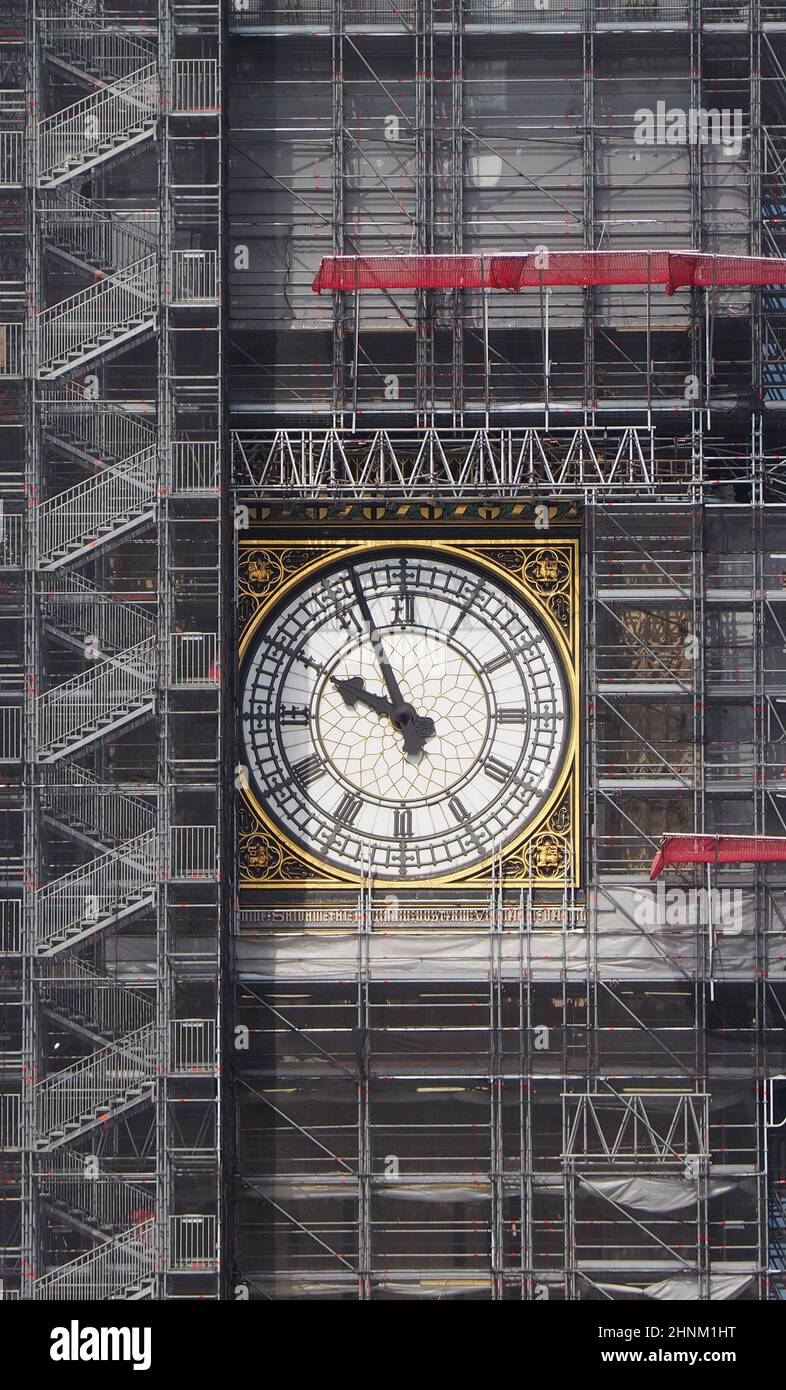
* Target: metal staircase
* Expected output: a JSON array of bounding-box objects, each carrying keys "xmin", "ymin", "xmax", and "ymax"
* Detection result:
[
  {"xmin": 39, "ymin": 1156, "xmax": 154, "ymax": 1247},
  {"xmin": 13, "ymin": 0, "xmax": 223, "ymax": 1302},
  {"xmin": 770, "ymin": 1190, "xmax": 786, "ymax": 1299},
  {"xmin": 42, "ymin": 573, "xmax": 155, "ymax": 657},
  {"xmin": 34, "ymin": 1022, "xmax": 157, "ymax": 1149},
  {"xmin": 41, "ymin": 191, "xmax": 157, "ymax": 279},
  {"xmin": 42, "ymin": 381, "xmax": 155, "ymax": 468},
  {"xmin": 43, "ymin": 764, "xmax": 155, "ymax": 855},
  {"xmin": 40, "ymin": 1, "xmax": 156, "ymax": 91},
  {"xmin": 31, "ymin": 1220, "xmax": 156, "ymax": 1300},
  {"xmin": 35, "ymin": 637, "xmax": 157, "ymax": 761},
  {"xmin": 37, "ymin": 64, "xmax": 158, "ymax": 189},
  {"xmin": 36, "ymin": 445, "xmax": 158, "ymax": 570},
  {"xmin": 39, "ymin": 956, "xmax": 155, "ymax": 1042},
  {"xmin": 37, "ymin": 254, "xmax": 158, "ymax": 378},
  {"xmin": 34, "ymin": 829, "xmax": 158, "ymax": 957}
]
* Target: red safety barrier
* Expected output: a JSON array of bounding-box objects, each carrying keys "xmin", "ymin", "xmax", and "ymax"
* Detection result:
[
  {"xmin": 313, "ymin": 251, "xmax": 786, "ymax": 296},
  {"xmin": 650, "ymin": 835, "xmax": 786, "ymax": 880}
]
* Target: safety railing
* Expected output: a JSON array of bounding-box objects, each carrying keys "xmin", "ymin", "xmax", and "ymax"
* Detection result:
[
  {"xmin": 170, "ymin": 825, "xmax": 218, "ymax": 881},
  {"xmin": 170, "ymin": 631, "xmax": 219, "ymax": 687},
  {"xmin": 171, "ymin": 249, "xmax": 218, "ymax": 305},
  {"xmin": 40, "ymin": 1155, "xmax": 155, "ymax": 1235},
  {"xmin": 39, "ymin": 957, "xmax": 154, "ymax": 1039},
  {"xmin": 172, "ymin": 440, "xmax": 220, "ymax": 494},
  {"xmin": 36, "ymin": 63, "xmax": 158, "ymax": 184},
  {"xmin": 41, "ymin": 191, "xmax": 158, "ymax": 274},
  {"xmin": 0, "ymin": 1092, "xmax": 21, "ymax": 1149},
  {"xmin": 0, "ymin": 703, "xmax": 22, "ymax": 760},
  {"xmin": 170, "ymin": 1019, "xmax": 217, "ymax": 1074},
  {"xmin": 35, "ymin": 1023, "xmax": 157, "ymax": 1140},
  {"xmin": 170, "ymin": 1215, "xmax": 218, "ymax": 1270},
  {"xmin": 36, "ymin": 637, "xmax": 157, "ymax": 756},
  {"xmin": 44, "ymin": 764, "xmax": 156, "ymax": 848},
  {"xmin": 0, "ymin": 130, "xmax": 22, "ymax": 186},
  {"xmin": 41, "ymin": 574, "xmax": 155, "ymax": 655},
  {"xmin": 32, "ymin": 1218, "xmax": 157, "ymax": 1300},
  {"xmin": 42, "ymin": 381, "xmax": 155, "ymax": 464},
  {"xmin": 171, "ymin": 58, "xmax": 220, "ymax": 114},
  {"xmin": 36, "ymin": 445, "xmax": 157, "ymax": 566},
  {"xmin": 0, "ymin": 899, "xmax": 22, "ymax": 954},
  {"xmin": 37, "ymin": 254, "xmax": 157, "ymax": 376},
  {"xmin": 34, "ymin": 829, "xmax": 158, "ymax": 952},
  {"xmin": 0, "ymin": 321, "xmax": 22, "ymax": 377},
  {"xmin": 0, "ymin": 512, "xmax": 24, "ymax": 568},
  {"xmin": 39, "ymin": 14, "xmax": 155, "ymax": 84}
]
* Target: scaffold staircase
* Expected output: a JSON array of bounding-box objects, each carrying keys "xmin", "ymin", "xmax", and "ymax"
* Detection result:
[
  {"xmin": 34, "ymin": 1022, "xmax": 157, "ymax": 1150},
  {"xmin": 42, "ymin": 190, "xmax": 157, "ymax": 280},
  {"xmin": 36, "ymin": 0, "xmax": 158, "ymax": 191},
  {"xmin": 43, "ymin": 764, "xmax": 155, "ymax": 856},
  {"xmin": 37, "ymin": 65, "xmax": 158, "ymax": 188},
  {"xmin": 31, "ymin": 1220, "xmax": 156, "ymax": 1300},
  {"xmin": 770, "ymin": 1189, "xmax": 786, "ymax": 1299},
  {"xmin": 40, "ymin": 0, "xmax": 156, "ymax": 91},
  {"xmin": 38, "ymin": 1157, "xmax": 154, "ymax": 1250},
  {"xmin": 34, "ymin": 829, "xmax": 158, "ymax": 957},
  {"xmin": 42, "ymin": 382, "xmax": 155, "ymax": 469},
  {"xmin": 42, "ymin": 573, "xmax": 155, "ymax": 656},
  {"xmin": 39, "ymin": 956, "xmax": 154, "ymax": 1043},
  {"xmin": 35, "ymin": 636, "xmax": 157, "ymax": 761},
  {"xmin": 36, "ymin": 446, "xmax": 158, "ymax": 570},
  {"xmin": 37, "ymin": 254, "xmax": 157, "ymax": 378}
]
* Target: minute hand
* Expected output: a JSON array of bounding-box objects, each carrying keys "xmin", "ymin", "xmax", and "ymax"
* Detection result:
[
  {"xmin": 348, "ymin": 566, "xmax": 408, "ymax": 711},
  {"xmin": 347, "ymin": 566, "xmax": 435, "ymax": 756}
]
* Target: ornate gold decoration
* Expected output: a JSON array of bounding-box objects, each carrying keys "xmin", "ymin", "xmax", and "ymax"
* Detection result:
[{"xmin": 237, "ymin": 537, "xmax": 580, "ymax": 888}]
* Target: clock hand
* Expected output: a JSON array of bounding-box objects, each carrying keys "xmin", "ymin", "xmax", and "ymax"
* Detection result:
[
  {"xmin": 333, "ymin": 675, "xmax": 397, "ymax": 717},
  {"xmin": 333, "ymin": 676, "xmax": 436, "ymax": 756},
  {"xmin": 348, "ymin": 566, "xmax": 408, "ymax": 711}
]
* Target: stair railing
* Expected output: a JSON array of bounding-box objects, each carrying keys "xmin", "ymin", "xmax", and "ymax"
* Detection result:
[
  {"xmin": 37, "ymin": 63, "xmax": 158, "ymax": 186},
  {"xmin": 37, "ymin": 253, "xmax": 157, "ymax": 376},
  {"xmin": 36, "ymin": 636, "xmax": 157, "ymax": 755},
  {"xmin": 34, "ymin": 828, "xmax": 158, "ymax": 953}
]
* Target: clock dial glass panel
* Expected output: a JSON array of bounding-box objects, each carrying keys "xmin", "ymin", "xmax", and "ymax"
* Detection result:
[{"xmin": 241, "ymin": 550, "xmax": 571, "ymax": 881}]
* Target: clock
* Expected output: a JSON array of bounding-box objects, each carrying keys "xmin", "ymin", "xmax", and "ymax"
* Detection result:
[{"xmin": 239, "ymin": 542, "xmax": 577, "ymax": 886}]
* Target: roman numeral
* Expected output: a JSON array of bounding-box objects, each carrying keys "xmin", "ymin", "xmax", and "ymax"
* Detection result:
[
  {"xmin": 280, "ymin": 704, "xmax": 310, "ymax": 725},
  {"xmin": 497, "ymin": 708, "xmax": 527, "ymax": 725},
  {"xmin": 448, "ymin": 796, "xmax": 469, "ymax": 824},
  {"xmin": 486, "ymin": 651, "xmax": 512, "ymax": 673},
  {"xmin": 335, "ymin": 791, "xmax": 362, "ymax": 826},
  {"xmin": 293, "ymin": 752, "xmax": 324, "ymax": 786},
  {"xmin": 394, "ymin": 807, "xmax": 412, "ymax": 838},
  {"xmin": 484, "ymin": 755, "xmax": 513, "ymax": 785},
  {"xmin": 392, "ymin": 593, "xmax": 415, "ymax": 625}
]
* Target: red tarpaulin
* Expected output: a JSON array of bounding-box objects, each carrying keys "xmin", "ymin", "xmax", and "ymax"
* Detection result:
[
  {"xmin": 312, "ymin": 251, "xmax": 786, "ymax": 296},
  {"xmin": 650, "ymin": 835, "xmax": 786, "ymax": 880}
]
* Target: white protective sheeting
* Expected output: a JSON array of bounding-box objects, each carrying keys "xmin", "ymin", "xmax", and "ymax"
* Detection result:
[
  {"xmin": 579, "ymin": 1175, "xmax": 738, "ymax": 1214},
  {"xmin": 235, "ymin": 920, "xmax": 786, "ymax": 983},
  {"xmin": 598, "ymin": 1274, "xmax": 754, "ymax": 1301}
]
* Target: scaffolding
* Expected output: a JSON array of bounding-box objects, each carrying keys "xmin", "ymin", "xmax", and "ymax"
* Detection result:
[
  {"xmin": 2, "ymin": 0, "xmax": 786, "ymax": 1304},
  {"xmin": 229, "ymin": 0, "xmax": 786, "ymax": 1301},
  {"xmin": 0, "ymin": 0, "xmax": 225, "ymax": 1300}
]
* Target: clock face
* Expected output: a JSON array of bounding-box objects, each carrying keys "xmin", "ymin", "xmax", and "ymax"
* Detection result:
[{"xmin": 241, "ymin": 549, "xmax": 572, "ymax": 882}]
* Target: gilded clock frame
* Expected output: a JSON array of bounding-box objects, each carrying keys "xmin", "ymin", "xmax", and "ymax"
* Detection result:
[{"xmin": 238, "ymin": 538, "xmax": 580, "ymax": 889}]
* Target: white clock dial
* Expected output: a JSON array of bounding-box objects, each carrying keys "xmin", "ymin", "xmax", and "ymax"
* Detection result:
[{"xmin": 241, "ymin": 550, "xmax": 571, "ymax": 881}]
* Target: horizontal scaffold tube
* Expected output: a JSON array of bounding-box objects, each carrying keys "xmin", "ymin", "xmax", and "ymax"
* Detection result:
[{"xmin": 313, "ymin": 250, "xmax": 786, "ymax": 296}]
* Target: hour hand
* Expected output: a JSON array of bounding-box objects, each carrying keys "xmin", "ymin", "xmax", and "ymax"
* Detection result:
[
  {"xmin": 398, "ymin": 711, "xmax": 436, "ymax": 757},
  {"xmin": 332, "ymin": 676, "xmax": 396, "ymax": 717}
]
